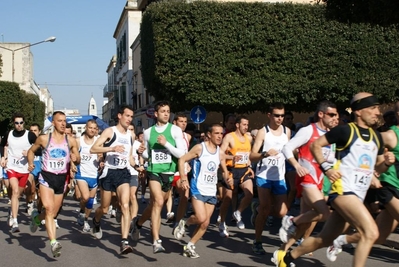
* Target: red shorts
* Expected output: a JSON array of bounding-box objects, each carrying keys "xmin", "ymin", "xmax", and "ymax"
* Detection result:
[
  {"xmin": 7, "ymin": 170, "xmax": 30, "ymax": 188},
  {"xmin": 172, "ymin": 175, "xmax": 180, "ymax": 187},
  {"xmin": 295, "ymin": 174, "xmax": 323, "ymax": 198}
]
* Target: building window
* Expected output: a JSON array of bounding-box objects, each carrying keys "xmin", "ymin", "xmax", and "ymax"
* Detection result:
[{"xmin": 138, "ymin": 94, "xmax": 142, "ymax": 108}]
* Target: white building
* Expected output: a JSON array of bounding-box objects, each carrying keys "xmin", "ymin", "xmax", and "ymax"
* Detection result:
[
  {"xmin": 88, "ymin": 95, "xmax": 97, "ymax": 116},
  {"xmin": 102, "ymin": 0, "xmax": 142, "ymax": 126},
  {"xmin": 0, "ymin": 42, "xmax": 54, "ymax": 118}
]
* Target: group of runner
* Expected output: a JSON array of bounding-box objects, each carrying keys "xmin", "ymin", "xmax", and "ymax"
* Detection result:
[{"xmin": 1, "ymin": 93, "xmax": 398, "ymax": 267}]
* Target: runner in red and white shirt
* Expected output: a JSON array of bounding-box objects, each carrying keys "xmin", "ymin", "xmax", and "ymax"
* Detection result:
[
  {"xmin": 1, "ymin": 113, "xmax": 37, "ymax": 233},
  {"xmin": 277, "ymin": 100, "xmax": 338, "ymax": 255}
]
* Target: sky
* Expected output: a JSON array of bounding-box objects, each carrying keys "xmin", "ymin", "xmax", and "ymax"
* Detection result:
[{"xmin": 0, "ymin": 1, "xmax": 126, "ymax": 117}]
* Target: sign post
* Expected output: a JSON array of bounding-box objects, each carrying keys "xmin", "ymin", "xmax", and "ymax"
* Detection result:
[{"xmin": 190, "ymin": 106, "xmax": 207, "ymax": 129}]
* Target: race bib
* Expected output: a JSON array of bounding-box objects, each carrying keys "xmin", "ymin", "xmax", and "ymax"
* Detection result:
[
  {"xmin": 235, "ymin": 152, "xmax": 249, "ymax": 165},
  {"xmin": 265, "ymin": 155, "xmax": 281, "ymax": 167},
  {"xmin": 203, "ymin": 172, "xmax": 217, "ymax": 184},
  {"xmin": 9, "ymin": 155, "xmax": 26, "ymax": 167},
  {"xmin": 48, "ymin": 158, "xmax": 67, "ymax": 171},
  {"xmin": 81, "ymin": 153, "xmax": 93, "ymax": 162},
  {"xmin": 111, "ymin": 157, "xmax": 128, "ymax": 167},
  {"xmin": 353, "ymin": 168, "xmax": 372, "ymax": 193},
  {"xmin": 152, "ymin": 149, "xmax": 172, "ymax": 164}
]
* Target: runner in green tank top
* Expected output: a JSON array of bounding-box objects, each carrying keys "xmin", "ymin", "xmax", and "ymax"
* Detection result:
[{"xmin": 131, "ymin": 100, "xmax": 186, "ymax": 254}]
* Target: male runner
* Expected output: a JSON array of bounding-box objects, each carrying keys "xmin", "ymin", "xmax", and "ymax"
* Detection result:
[
  {"xmin": 25, "ymin": 123, "xmax": 42, "ymax": 215},
  {"xmin": 273, "ymin": 92, "xmax": 395, "ymax": 267},
  {"xmin": 218, "ymin": 116, "xmax": 254, "ymax": 237},
  {"xmin": 174, "ymin": 123, "xmax": 230, "ymax": 258},
  {"xmin": 1, "ymin": 113, "xmax": 37, "ymax": 232},
  {"xmin": 278, "ymin": 101, "xmax": 338, "ymax": 249},
  {"xmin": 249, "ymin": 103, "xmax": 291, "ymax": 254},
  {"xmin": 130, "ymin": 100, "xmax": 186, "ymax": 253},
  {"xmin": 75, "ymin": 119, "xmax": 101, "ymax": 232},
  {"xmin": 171, "ymin": 112, "xmax": 192, "ymax": 239},
  {"xmin": 89, "ymin": 105, "xmax": 137, "ymax": 255},
  {"xmin": 28, "ymin": 111, "xmax": 80, "ymax": 257},
  {"xmin": 326, "ymin": 100, "xmax": 399, "ymax": 262}
]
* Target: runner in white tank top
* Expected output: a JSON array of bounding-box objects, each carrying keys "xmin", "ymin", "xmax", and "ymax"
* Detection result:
[
  {"xmin": 75, "ymin": 120, "xmax": 101, "ymax": 232},
  {"xmin": 174, "ymin": 123, "xmax": 229, "ymax": 258},
  {"xmin": 274, "ymin": 93, "xmax": 396, "ymax": 267},
  {"xmin": 89, "ymin": 105, "xmax": 139, "ymax": 255},
  {"xmin": 249, "ymin": 103, "xmax": 291, "ymax": 255},
  {"xmin": 1, "ymin": 113, "xmax": 37, "ymax": 233}
]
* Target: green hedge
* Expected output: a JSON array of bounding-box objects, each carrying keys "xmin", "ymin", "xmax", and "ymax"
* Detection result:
[{"xmin": 141, "ymin": 2, "xmax": 399, "ymax": 113}]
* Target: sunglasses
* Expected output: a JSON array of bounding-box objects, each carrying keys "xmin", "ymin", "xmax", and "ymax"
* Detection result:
[
  {"xmin": 14, "ymin": 121, "xmax": 24, "ymax": 125},
  {"xmin": 324, "ymin": 113, "xmax": 338, "ymax": 118},
  {"xmin": 273, "ymin": 114, "xmax": 285, "ymax": 118}
]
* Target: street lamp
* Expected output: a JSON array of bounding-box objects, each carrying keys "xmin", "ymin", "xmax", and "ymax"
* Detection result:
[{"xmin": 0, "ymin": 36, "xmax": 56, "ymax": 82}]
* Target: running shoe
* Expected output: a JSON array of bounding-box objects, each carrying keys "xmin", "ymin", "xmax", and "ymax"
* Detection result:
[
  {"xmin": 250, "ymin": 201, "xmax": 259, "ymax": 226},
  {"xmin": 54, "ymin": 219, "xmax": 60, "ymax": 229},
  {"xmin": 77, "ymin": 212, "xmax": 85, "ymax": 226},
  {"xmin": 279, "ymin": 215, "xmax": 296, "ymax": 243},
  {"xmin": 174, "ymin": 219, "xmax": 186, "ymax": 240},
  {"xmin": 92, "ymin": 219, "xmax": 103, "ymax": 239},
  {"xmin": 130, "ymin": 218, "xmax": 140, "ymax": 241},
  {"xmin": 11, "ymin": 221, "xmax": 20, "ymax": 233},
  {"xmin": 216, "ymin": 215, "xmax": 221, "ymax": 226},
  {"xmin": 116, "ymin": 209, "xmax": 122, "ymax": 223},
  {"xmin": 153, "ymin": 239, "xmax": 165, "ymax": 254},
  {"xmin": 233, "ymin": 211, "xmax": 245, "ymax": 230},
  {"xmin": 271, "ymin": 250, "xmax": 296, "ymax": 267},
  {"xmin": 183, "ymin": 244, "xmax": 200, "ymax": 258},
  {"xmin": 252, "ymin": 240, "xmax": 265, "ymax": 255},
  {"xmin": 272, "ymin": 250, "xmax": 287, "ymax": 267},
  {"xmin": 8, "ymin": 207, "xmax": 12, "ymax": 227},
  {"xmin": 219, "ymin": 222, "xmax": 229, "ymax": 238},
  {"xmin": 83, "ymin": 221, "xmax": 91, "ymax": 233},
  {"xmin": 51, "ymin": 241, "xmax": 62, "ymax": 258},
  {"xmin": 166, "ymin": 212, "xmax": 175, "ymax": 223},
  {"xmin": 120, "ymin": 240, "xmax": 133, "ymax": 255},
  {"xmin": 30, "ymin": 209, "xmax": 41, "ymax": 233},
  {"xmin": 110, "ymin": 209, "xmax": 116, "ymax": 218},
  {"xmin": 26, "ymin": 202, "xmax": 34, "ymax": 216},
  {"xmin": 326, "ymin": 240, "xmax": 342, "ymax": 262}
]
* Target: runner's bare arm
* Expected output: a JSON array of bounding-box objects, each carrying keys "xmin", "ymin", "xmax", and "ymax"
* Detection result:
[
  {"xmin": 310, "ymin": 135, "xmax": 341, "ymax": 182},
  {"xmin": 375, "ymin": 149, "xmax": 395, "ymax": 174},
  {"xmin": 250, "ymin": 127, "xmax": 265, "ymax": 161},
  {"xmin": 381, "ymin": 130, "xmax": 397, "ymax": 150},
  {"xmin": 68, "ymin": 136, "xmax": 81, "ymax": 165},
  {"xmin": 90, "ymin": 127, "xmax": 114, "ymax": 154},
  {"xmin": 27, "ymin": 135, "xmax": 46, "ymax": 171}
]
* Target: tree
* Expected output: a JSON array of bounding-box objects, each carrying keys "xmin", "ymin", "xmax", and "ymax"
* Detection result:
[
  {"xmin": 141, "ymin": 2, "xmax": 399, "ymax": 113},
  {"xmin": 0, "ymin": 81, "xmax": 45, "ymax": 134},
  {"xmin": 0, "ymin": 81, "xmax": 23, "ymax": 133},
  {"xmin": 20, "ymin": 90, "xmax": 45, "ymax": 129}
]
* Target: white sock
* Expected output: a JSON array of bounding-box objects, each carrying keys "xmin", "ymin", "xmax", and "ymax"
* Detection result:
[
  {"xmin": 336, "ymin": 235, "xmax": 348, "ymax": 246},
  {"xmin": 235, "ymin": 210, "xmax": 241, "ymax": 216},
  {"xmin": 187, "ymin": 241, "xmax": 195, "ymax": 248},
  {"xmin": 13, "ymin": 218, "xmax": 18, "ymax": 223}
]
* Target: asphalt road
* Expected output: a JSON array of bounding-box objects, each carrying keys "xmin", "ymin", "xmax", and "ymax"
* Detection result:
[{"xmin": 0, "ymin": 192, "xmax": 398, "ymax": 267}]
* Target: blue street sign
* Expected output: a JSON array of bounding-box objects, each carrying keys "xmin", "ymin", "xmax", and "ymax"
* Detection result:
[{"xmin": 190, "ymin": 105, "xmax": 207, "ymax": 124}]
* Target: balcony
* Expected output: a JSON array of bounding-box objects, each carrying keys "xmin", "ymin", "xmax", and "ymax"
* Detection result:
[{"xmin": 103, "ymin": 85, "xmax": 114, "ymax": 98}]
